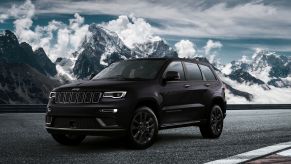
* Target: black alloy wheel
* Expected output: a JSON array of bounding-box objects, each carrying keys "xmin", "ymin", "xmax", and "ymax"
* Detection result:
[
  {"xmin": 199, "ymin": 105, "xmax": 223, "ymax": 138},
  {"xmin": 128, "ymin": 106, "xmax": 158, "ymax": 149}
]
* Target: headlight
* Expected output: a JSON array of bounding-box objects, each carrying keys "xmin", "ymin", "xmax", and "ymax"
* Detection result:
[
  {"xmin": 103, "ymin": 91, "xmax": 127, "ymax": 99},
  {"xmin": 49, "ymin": 92, "xmax": 56, "ymax": 98}
]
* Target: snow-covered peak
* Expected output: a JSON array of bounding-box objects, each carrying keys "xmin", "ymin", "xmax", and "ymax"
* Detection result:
[
  {"xmin": 133, "ymin": 40, "xmax": 177, "ymax": 58},
  {"xmin": 87, "ymin": 24, "xmax": 128, "ymax": 52}
]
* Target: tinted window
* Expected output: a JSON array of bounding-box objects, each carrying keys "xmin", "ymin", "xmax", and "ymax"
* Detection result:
[
  {"xmin": 184, "ymin": 62, "xmax": 203, "ymax": 80},
  {"xmin": 164, "ymin": 61, "xmax": 185, "ymax": 80},
  {"xmin": 93, "ymin": 60, "xmax": 165, "ymax": 80},
  {"xmin": 199, "ymin": 65, "xmax": 216, "ymax": 81}
]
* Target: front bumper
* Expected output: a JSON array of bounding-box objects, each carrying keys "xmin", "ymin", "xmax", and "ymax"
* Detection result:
[
  {"xmin": 45, "ymin": 99, "xmax": 133, "ymax": 136},
  {"xmin": 46, "ymin": 127, "xmax": 126, "ymax": 136}
]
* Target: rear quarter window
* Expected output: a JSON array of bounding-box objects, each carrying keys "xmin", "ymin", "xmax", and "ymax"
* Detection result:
[{"xmin": 199, "ymin": 64, "xmax": 217, "ymax": 81}]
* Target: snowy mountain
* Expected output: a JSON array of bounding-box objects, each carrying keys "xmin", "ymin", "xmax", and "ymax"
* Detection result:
[
  {"xmin": 133, "ymin": 40, "xmax": 177, "ymax": 58},
  {"xmin": 219, "ymin": 49, "xmax": 291, "ymax": 103},
  {"xmin": 0, "ymin": 30, "xmax": 57, "ymax": 76},
  {"xmin": 223, "ymin": 49, "xmax": 291, "ymax": 88},
  {"xmin": 71, "ymin": 25, "xmax": 178, "ymax": 79},
  {"xmin": 0, "ymin": 30, "xmax": 60, "ymax": 104},
  {"xmin": 0, "ymin": 29, "xmax": 290, "ymax": 104},
  {"xmin": 72, "ymin": 24, "xmax": 133, "ymax": 79}
]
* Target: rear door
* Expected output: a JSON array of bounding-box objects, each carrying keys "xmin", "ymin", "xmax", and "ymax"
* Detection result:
[
  {"xmin": 198, "ymin": 64, "xmax": 220, "ymax": 117},
  {"xmin": 182, "ymin": 61, "xmax": 208, "ymax": 121}
]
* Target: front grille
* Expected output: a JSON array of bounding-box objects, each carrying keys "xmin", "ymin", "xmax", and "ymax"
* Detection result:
[{"xmin": 54, "ymin": 92, "xmax": 101, "ymax": 104}]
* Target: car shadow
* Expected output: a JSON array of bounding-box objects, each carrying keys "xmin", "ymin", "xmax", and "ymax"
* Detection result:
[{"xmin": 55, "ymin": 133, "xmax": 203, "ymax": 152}]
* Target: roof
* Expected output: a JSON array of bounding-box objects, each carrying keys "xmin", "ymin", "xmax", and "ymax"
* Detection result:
[{"xmin": 126, "ymin": 57, "xmax": 210, "ymax": 66}]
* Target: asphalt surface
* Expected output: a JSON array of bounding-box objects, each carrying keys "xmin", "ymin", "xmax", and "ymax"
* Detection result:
[{"xmin": 0, "ymin": 110, "xmax": 291, "ymax": 164}]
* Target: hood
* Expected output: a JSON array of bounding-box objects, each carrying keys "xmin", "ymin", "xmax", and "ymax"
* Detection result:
[{"xmin": 53, "ymin": 79, "xmax": 148, "ymax": 92}]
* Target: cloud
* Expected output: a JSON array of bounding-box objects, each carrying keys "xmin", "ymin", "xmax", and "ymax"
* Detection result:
[
  {"xmin": 204, "ymin": 40, "xmax": 223, "ymax": 55},
  {"xmin": 2, "ymin": 0, "xmax": 288, "ymax": 39},
  {"xmin": 102, "ymin": 15, "xmax": 161, "ymax": 48},
  {"xmin": 8, "ymin": 0, "xmax": 89, "ymax": 63},
  {"xmin": 0, "ymin": 14, "xmax": 8, "ymax": 23},
  {"xmin": 0, "ymin": 0, "xmax": 34, "ymax": 23},
  {"xmin": 221, "ymin": 75, "xmax": 291, "ymax": 104},
  {"xmin": 174, "ymin": 40, "xmax": 196, "ymax": 58},
  {"xmin": 203, "ymin": 40, "xmax": 223, "ymax": 63}
]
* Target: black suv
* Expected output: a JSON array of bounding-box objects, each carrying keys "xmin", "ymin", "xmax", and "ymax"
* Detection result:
[{"xmin": 46, "ymin": 58, "xmax": 226, "ymax": 149}]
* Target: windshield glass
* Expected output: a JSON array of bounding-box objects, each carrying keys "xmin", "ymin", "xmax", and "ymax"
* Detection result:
[{"xmin": 93, "ymin": 59, "xmax": 166, "ymax": 80}]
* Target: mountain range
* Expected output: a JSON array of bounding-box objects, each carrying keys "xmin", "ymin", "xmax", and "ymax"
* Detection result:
[{"xmin": 0, "ymin": 28, "xmax": 290, "ymax": 104}]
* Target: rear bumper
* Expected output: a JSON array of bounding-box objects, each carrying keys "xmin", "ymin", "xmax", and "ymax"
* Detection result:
[{"xmin": 46, "ymin": 127, "xmax": 126, "ymax": 136}]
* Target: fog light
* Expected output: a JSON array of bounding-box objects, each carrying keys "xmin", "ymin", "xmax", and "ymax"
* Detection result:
[
  {"xmin": 46, "ymin": 116, "xmax": 52, "ymax": 125},
  {"xmin": 99, "ymin": 108, "xmax": 118, "ymax": 113}
]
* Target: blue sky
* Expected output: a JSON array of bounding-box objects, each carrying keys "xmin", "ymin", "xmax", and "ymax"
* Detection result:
[{"xmin": 0, "ymin": 0, "xmax": 291, "ymax": 63}]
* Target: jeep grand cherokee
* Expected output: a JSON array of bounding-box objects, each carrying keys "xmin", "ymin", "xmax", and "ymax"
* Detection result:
[{"xmin": 46, "ymin": 58, "xmax": 226, "ymax": 149}]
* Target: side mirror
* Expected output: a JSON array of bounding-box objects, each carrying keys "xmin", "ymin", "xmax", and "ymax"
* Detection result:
[
  {"xmin": 89, "ymin": 73, "xmax": 96, "ymax": 80},
  {"xmin": 164, "ymin": 71, "xmax": 180, "ymax": 81}
]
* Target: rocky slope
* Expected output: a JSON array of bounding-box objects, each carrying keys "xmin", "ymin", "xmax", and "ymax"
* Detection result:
[{"xmin": 0, "ymin": 30, "xmax": 60, "ymax": 104}]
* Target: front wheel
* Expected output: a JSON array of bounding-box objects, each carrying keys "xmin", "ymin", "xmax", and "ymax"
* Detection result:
[
  {"xmin": 128, "ymin": 106, "xmax": 158, "ymax": 149},
  {"xmin": 51, "ymin": 134, "xmax": 86, "ymax": 145},
  {"xmin": 199, "ymin": 105, "xmax": 224, "ymax": 138}
]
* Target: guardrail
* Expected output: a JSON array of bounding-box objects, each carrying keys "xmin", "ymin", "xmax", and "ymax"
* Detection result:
[
  {"xmin": 0, "ymin": 104, "xmax": 291, "ymax": 113},
  {"xmin": 0, "ymin": 104, "xmax": 47, "ymax": 113},
  {"xmin": 227, "ymin": 104, "xmax": 291, "ymax": 110}
]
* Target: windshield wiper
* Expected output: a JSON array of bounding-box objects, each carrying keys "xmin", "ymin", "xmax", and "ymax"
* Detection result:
[
  {"xmin": 122, "ymin": 77, "xmax": 148, "ymax": 80},
  {"xmin": 101, "ymin": 75, "xmax": 126, "ymax": 80}
]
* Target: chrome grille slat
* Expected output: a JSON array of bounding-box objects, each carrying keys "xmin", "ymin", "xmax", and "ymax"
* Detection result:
[{"xmin": 54, "ymin": 92, "xmax": 101, "ymax": 104}]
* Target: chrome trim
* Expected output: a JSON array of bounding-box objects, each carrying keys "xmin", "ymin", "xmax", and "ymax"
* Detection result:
[
  {"xmin": 103, "ymin": 91, "xmax": 127, "ymax": 99},
  {"xmin": 71, "ymin": 88, "xmax": 80, "ymax": 91},
  {"xmin": 99, "ymin": 109, "xmax": 118, "ymax": 113},
  {"xmin": 96, "ymin": 118, "xmax": 106, "ymax": 127},
  {"xmin": 49, "ymin": 92, "xmax": 56, "ymax": 98},
  {"xmin": 54, "ymin": 91, "xmax": 101, "ymax": 104}
]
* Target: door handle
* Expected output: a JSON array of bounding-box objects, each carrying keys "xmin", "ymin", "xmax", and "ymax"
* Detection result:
[
  {"xmin": 184, "ymin": 84, "xmax": 191, "ymax": 88},
  {"xmin": 204, "ymin": 83, "xmax": 211, "ymax": 87}
]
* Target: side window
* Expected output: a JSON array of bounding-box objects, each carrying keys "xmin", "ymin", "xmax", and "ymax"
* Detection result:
[
  {"xmin": 164, "ymin": 61, "xmax": 185, "ymax": 80},
  {"xmin": 199, "ymin": 65, "xmax": 216, "ymax": 81},
  {"xmin": 184, "ymin": 62, "xmax": 203, "ymax": 80}
]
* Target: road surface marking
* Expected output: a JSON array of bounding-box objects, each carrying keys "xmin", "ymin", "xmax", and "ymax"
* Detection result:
[{"xmin": 205, "ymin": 141, "xmax": 291, "ymax": 164}]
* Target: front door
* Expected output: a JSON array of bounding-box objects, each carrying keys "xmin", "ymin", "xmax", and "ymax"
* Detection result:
[{"xmin": 160, "ymin": 61, "xmax": 189, "ymax": 124}]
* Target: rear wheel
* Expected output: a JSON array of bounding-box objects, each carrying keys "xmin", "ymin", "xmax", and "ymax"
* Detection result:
[
  {"xmin": 51, "ymin": 134, "xmax": 86, "ymax": 145},
  {"xmin": 199, "ymin": 105, "xmax": 224, "ymax": 138},
  {"xmin": 128, "ymin": 106, "xmax": 158, "ymax": 149}
]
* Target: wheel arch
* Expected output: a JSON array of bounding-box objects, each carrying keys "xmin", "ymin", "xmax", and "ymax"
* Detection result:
[
  {"xmin": 134, "ymin": 98, "xmax": 161, "ymax": 123},
  {"xmin": 211, "ymin": 96, "xmax": 226, "ymax": 116}
]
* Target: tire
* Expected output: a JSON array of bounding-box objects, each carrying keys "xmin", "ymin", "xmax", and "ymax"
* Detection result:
[
  {"xmin": 199, "ymin": 105, "xmax": 224, "ymax": 138},
  {"xmin": 51, "ymin": 134, "xmax": 86, "ymax": 146},
  {"xmin": 127, "ymin": 106, "xmax": 158, "ymax": 149}
]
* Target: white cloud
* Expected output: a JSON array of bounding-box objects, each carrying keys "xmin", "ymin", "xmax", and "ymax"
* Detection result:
[
  {"xmin": 103, "ymin": 15, "xmax": 161, "ymax": 49},
  {"xmin": 0, "ymin": 14, "xmax": 8, "ymax": 23},
  {"xmin": 174, "ymin": 40, "xmax": 196, "ymax": 58},
  {"xmin": 0, "ymin": 0, "xmax": 34, "ymax": 23},
  {"xmin": 9, "ymin": 0, "xmax": 290, "ymax": 39},
  {"xmin": 220, "ymin": 74, "xmax": 291, "ymax": 104},
  {"xmin": 9, "ymin": 0, "xmax": 89, "ymax": 62},
  {"xmin": 221, "ymin": 63, "xmax": 232, "ymax": 75},
  {"xmin": 9, "ymin": 0, "xmax": 35, "ymax": 18},
  {"xmin": 203, "ymin": 39, "xmax": 223, "ymax": 63},
  {"xmin": 204, "ymin": 40, "xmax": 223, "ymax": 55}
]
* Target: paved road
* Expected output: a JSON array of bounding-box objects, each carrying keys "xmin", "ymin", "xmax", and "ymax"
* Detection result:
[{"xmin": 0, "ymin": 110, "xmax": 291, "ymax": 164}]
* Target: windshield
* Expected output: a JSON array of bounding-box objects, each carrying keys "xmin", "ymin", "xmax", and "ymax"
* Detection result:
[{"xmin": 93, "ymin": 59, "xmax": 166, "ymax": 80}]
